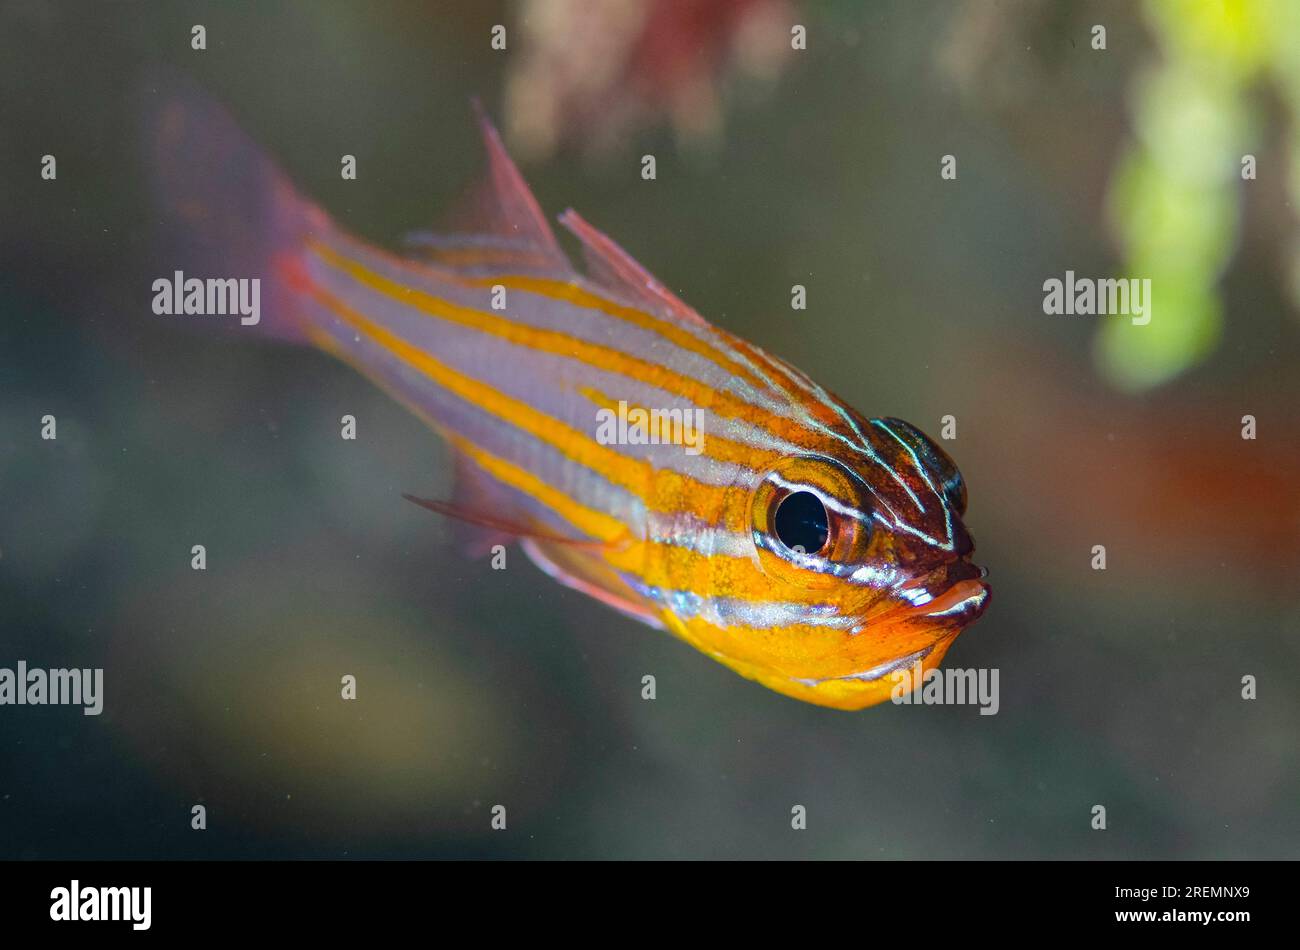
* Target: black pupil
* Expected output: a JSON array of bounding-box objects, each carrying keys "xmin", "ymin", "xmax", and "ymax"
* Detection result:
[{"xmin": 773, "ymin": 491, "xmax": 829, "ymax": 555}]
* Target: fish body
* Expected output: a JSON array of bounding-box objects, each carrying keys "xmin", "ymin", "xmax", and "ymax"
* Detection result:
[{"xmin": 149, "ymin": 88, "xmax": 988, "ymax": 710}]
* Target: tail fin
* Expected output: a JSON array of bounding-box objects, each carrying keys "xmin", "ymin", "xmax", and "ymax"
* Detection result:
[{"xmin": 141, "ymin": 73, "xmax": 330, "ymax": 344}]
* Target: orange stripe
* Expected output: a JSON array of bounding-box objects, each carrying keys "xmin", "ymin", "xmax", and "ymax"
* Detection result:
[
  {"xmin": 727, "ymin": 338, "xmax": 844, "ymax": 428},
  {"xmin": 575, "ymin": 384, "xmax": 783, "ymax": 473},
  {"xmin": 300, "ymin": 243, "xmax": 841, "ymax": 602},
  {"xmin": 304, "ymin": 281, "xmax": 761, "ymax": 535},
  {"xmin": 301, "ymin": 282, "xmax": 794, "ymax": 597},
  {"xmin": 307, "ymin": 302, "xmax": 633, "ymax": 545},
  {"xmin": 459, "ymin": 274, "xmax": 775, "ymax": 393},
  {"xmin": 334, "ymin": 232, "xmax": 774, "ymax": 397},
  {"xmin": 307, "ymin": 238, "xmax": 830, "ymax": 449}
]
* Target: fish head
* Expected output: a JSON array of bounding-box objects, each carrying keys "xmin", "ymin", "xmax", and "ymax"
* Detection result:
[{"xmin": 664, "ymin": 413, "xmax": 988, "ymax": 710}]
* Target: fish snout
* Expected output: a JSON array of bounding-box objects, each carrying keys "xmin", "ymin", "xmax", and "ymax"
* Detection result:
[{"xmin": 898, "ymin": 557, "xmax": 990, "ymax": 625}]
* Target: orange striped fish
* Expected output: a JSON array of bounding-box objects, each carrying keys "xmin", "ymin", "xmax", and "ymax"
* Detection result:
[{"xmin": 148, "ymin": 87, "xmax": 988, "ymax": 710}]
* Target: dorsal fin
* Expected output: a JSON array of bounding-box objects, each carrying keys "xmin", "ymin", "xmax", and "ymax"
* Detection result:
[
  {"xmin": 471, "ymin": 99, "xmax": 564, "ymax": 254},
  {"xmin": 558, "ymin": 208, "xmax": 712, "ymax": 330},
  {"xmin": 403, "ymin": 101, "xmax": 570, "ymax": 275},
  {"xmin": 401, "ymin": 231, "xmax": 567, "ymax": 274}
]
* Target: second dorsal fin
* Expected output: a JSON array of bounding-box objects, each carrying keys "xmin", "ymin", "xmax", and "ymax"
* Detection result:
[{"xmin": 558, "ymin": 208, "xmax": 712, "ymax": 330}]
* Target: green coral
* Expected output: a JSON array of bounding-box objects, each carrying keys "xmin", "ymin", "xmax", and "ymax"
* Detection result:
[{"xmin": 1099, "ymin": 0, "xmax": 1297, "ymax": 390}]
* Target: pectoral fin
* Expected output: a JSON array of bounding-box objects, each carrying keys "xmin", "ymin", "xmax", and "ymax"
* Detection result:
[
  {"xmin": 402, "ymin": 493, "xmax": 608, "ymax": 550},
  {"xmin": 521, "ymin": 538, "xmax": 665, "ymax": 630}
]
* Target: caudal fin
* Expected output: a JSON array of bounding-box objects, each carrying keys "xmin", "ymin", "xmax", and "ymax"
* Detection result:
[{"xmin": 141, "ymin": 73, "xmax": 331, "ymax": 344}]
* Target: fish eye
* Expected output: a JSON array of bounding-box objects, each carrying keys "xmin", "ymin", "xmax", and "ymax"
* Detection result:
[
  {"xmin": 773, "ymin": 490, "xmax": 829, "ymax": 555},
  {"xmin": 749, "ymin": 456, "xmax": 874, "ymax": 587}
]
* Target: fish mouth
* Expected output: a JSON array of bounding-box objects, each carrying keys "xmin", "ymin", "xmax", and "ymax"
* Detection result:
[
  {"xmin": 793, "ymin": 562, "xmax": 989, "ymax": 696},
  {"xmin": 897, "ymin": 559, "xmax": 990, "ymax": 624}
]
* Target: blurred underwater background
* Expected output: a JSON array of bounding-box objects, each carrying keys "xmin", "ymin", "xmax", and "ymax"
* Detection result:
[{"xmin": 1, "ymin": 0, "xmax": 1298, "ymax": 858}]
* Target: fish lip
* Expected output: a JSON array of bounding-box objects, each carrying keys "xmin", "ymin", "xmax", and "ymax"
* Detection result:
[
  {"xmin": 899, "ymin": 559, "xmax": 990, "ymax": 623},
  {"xmin": 922, "ymin": 578, "xmax": 990, "ymax": 622}
]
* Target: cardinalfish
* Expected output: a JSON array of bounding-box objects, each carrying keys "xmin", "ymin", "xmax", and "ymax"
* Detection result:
[{"xmin": 148, "ymin": 85, "xmax": 989, "ymax": 710}]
